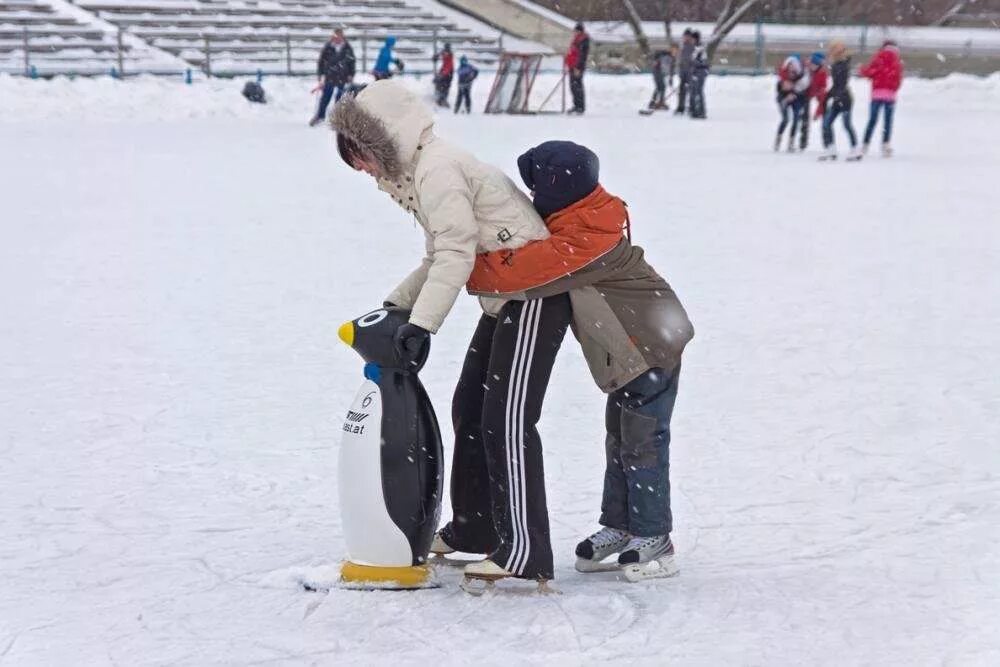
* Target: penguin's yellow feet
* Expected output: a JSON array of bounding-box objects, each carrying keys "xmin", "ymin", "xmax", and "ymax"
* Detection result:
[{"xmin": 339, "ymin": 562, "xmax": 437, "ymax": 590}]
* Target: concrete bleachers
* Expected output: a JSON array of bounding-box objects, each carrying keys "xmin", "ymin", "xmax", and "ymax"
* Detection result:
[
  {"xmin": 0, "ymin": 0, "xmax": 185, "ymax": 73},
  {"xmin": 1, "ymin": 0, "xmax": 505, "ymax": 75},
  {"xmin": 73, "ymin": 0, "xmax": 503, "ymax": 74}
]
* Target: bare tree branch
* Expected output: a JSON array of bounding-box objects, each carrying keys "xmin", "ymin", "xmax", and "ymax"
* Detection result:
[
  {"xmin": 706, "ymin": 0, "xmax": 760, "ymax": 62},
  {"xmin": 932, "ymin": 0, "xmax": 976, "ymax": 26},
  {"xmin": 711, "ymin": 0, "xmax": 736, "ymax": 42},
  {"xmin": 659, "ymin": 0, "xmax": 674, "ymax": 47},
  {"xmin": 620, "ymin": 0, "xmax": 651, "ymax": 57}
]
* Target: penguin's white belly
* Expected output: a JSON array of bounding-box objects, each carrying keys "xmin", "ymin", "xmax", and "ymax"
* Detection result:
[{"xmin": 337, "ymin": 380, "xmax": 412, "ymax": 566}]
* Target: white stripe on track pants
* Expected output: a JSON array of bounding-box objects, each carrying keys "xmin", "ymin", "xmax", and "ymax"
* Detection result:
[{"xmin": 442, "ymin": 294, "xmax": 571, "ymax": 580}]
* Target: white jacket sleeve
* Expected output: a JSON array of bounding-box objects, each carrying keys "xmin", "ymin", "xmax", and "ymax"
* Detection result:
[
  {"xmin": 407, "ymin": 164, "xmax": 479, "ymax": 333},
  {"xmin": 386, "ymin": 233, "xmax": 434, "ymax": 309}
]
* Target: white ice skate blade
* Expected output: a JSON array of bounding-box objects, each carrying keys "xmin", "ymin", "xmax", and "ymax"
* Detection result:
[
  {"xmin": 460, "ymin": 576, "xmax": 496, "ymax": 596},
  {"xmin": 430, "ymin": 554, "xmax": 484, "ymax": 568},
  {"xmin": 575, "ymin": 557, "xmax": 622, "ymax": 573},
  {"xmin": 460, "ymin": 575, "xmax": 558, "ymax": 596},
  {"xmin": 621, "ymin": 556, "xmax": 680, "ymax": 583}
]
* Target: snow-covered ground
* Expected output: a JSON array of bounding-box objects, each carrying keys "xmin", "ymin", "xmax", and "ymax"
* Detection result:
[{"xmin": 2, "ymin": 73, "xmax": 999, "ymax": 665}]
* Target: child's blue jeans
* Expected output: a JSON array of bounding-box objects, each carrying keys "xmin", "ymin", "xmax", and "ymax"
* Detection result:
[
  {"xmin": 863, "ymin": 100, "xmax": 896, "ymax": 145},
  {"xmin": 600, "ymin": 365, "xmax": 680, "ymax": 537}
]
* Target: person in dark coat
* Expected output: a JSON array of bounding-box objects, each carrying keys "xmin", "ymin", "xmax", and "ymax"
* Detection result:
[
  {"xmin": 820, "ymin": 41, "xmax": 860, "ymax": 160},
  {"xmin": 310, "ymin": 28, "xmax": 355, "ymax": 126},
  {"xmin": 674, "ymin": 29, "xmax": 695, "ymax": 115},
  {"xmin": 565, "ymin": 22, "xmax": 590, "ymax": 114},
  {"xmin": 687, "ymin": 31, "xmax": 709, "ymax": 119},
  {"xmin": 453, "ymin": 55, "xmax": 478, "ymax": 114},
  {"xmin": 649, "ymin": 46, "xmax": 676, "ymax": 110}
]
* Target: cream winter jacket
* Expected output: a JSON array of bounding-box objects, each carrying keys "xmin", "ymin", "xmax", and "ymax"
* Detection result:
[{"xmin": 331, "ymin": 79, "xmax": 548, "ymax": 333}]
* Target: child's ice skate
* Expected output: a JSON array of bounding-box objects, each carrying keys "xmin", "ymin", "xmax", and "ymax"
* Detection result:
[
  {"xmin": 574, "ymin": 526, "xmax": 631, "ymax": 572},
  {"xmin": 773, "ymin": 134, "xmax": 781, "ymax": 152},
  {"xmin": 882, "ymin": 142, "xmax": 893, "ymax": 158},
  {"xmin": 460, "ymin": 559, "xmax": 555, "ymax": 595},
  {"xmin": 618, "ymin": 535, "xmax": 680, "ymax": 583},
  {"xmin": 846, "ymin": 145, "xmax": 863, "ymax": 162},
  {"xmin": 786, "ymin": 135, "xmax": 796, "ymax": 153}
]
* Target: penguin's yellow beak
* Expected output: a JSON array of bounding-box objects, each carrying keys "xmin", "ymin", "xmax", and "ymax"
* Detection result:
[{"xmin": 338, "ymin": 321, "xmax": 354, "ymax": 347}]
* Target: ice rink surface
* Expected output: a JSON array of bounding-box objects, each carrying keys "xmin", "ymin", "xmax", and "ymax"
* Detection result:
[{"xmin": 2, "ymin": 73, "xmax": 999, "ymax": 665}]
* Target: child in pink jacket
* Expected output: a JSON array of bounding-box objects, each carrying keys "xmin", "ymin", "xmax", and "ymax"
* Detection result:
[{"xmin": 860, "ymin": 40, "xmax": 904, "ymax": 157}]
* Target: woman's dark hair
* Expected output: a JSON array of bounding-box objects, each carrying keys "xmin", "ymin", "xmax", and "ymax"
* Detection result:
[{"xmin": 336, "ymin": 132, "xmax": 365, "ymax": 169}]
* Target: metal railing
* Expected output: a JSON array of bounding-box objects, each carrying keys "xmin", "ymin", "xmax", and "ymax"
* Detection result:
[{"xmin": 10, "ymin": 25, "xmax": 507, "ymax": 78}]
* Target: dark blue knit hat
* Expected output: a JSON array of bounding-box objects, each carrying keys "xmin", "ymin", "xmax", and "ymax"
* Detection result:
[{"xmin": 517, "ymin": 141, "xmax": 600, "ymax": 219}]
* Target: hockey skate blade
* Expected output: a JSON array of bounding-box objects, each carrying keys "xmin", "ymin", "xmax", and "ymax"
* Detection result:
[
  {"xmin": 338, "ymin": 562, "xmax": 439, "ymax": 590},
  {"xmin": 621, "ymin": 556, "xmax": 680, "ymax": 583},
  {"xmin": 575, "ymin": 557, "xmax": 621, "ymax": 573}
]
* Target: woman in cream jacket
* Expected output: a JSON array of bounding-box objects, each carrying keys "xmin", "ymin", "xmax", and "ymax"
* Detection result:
[{"xmin": 332, "ymin": 79, "xmax": 571, "ymax": 584}]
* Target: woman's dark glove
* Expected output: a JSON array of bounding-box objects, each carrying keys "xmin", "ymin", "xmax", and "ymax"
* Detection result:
[{"xmin": 393, "ymin": 323, "xmax": 430, "ymax": 366}]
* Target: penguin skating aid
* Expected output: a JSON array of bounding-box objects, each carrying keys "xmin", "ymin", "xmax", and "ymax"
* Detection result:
[{"xmin": 334, "ymin": 307, "xmax": 444, "ymax": 590}]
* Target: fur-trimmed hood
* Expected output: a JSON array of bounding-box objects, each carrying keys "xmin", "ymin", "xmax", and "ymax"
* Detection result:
[{"xmin": 330, "ymin": 79, "xmax": 434, "ymax": 180}]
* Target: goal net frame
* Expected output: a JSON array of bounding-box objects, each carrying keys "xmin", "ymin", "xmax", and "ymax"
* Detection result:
[{"xmin": 484, "ymin": 52, "xmax": 564, "ymax": 115}]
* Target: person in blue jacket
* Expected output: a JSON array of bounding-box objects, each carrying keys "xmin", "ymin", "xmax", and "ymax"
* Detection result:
[
  {"xmin": 453, "ymin": 56, "xmax": 478, "ymax": 114},
  {"xmin": 372, "ymin": 36, "xmax": 400, "ymax": 81}
]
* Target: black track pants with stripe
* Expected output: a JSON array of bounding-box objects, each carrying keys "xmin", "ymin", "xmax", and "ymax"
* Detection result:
[{"xmin": 443, "ymin": 294, "xmax": 571, "ymax": 580}]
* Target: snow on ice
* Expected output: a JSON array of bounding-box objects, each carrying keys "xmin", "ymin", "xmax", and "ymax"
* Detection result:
[{"xmin": 1, "ymin": 72, "xmax": 999, "ymax": 664}]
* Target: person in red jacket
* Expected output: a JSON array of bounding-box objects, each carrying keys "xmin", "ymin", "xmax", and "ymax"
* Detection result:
[
  {"xmin": 565, "ymin": 22, "xmax": 590, "ymax": 114},
  {"xmin": 433, "ymin": 43, "xmax": 454, "ymax": 108},
  {"xmin": 860, "ymin": 39, "xmax": 904, "ymax": 157},
  {"xmin": 774, "ymin": 53, "xmax": 809, "ymax": 153},
  {"xmin": 801, "ymin": 52, "xmax": 828, "ymax": 151}
]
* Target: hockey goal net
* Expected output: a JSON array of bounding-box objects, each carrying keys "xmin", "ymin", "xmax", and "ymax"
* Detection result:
[{"xmin": 485, "ymin": 52, "xmax": 553, "ymax": 114}]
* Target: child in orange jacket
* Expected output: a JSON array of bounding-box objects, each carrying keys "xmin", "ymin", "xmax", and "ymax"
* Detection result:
[{"xmin": 464, "ymin": 141, "xmax": 694, "ymax": 580}]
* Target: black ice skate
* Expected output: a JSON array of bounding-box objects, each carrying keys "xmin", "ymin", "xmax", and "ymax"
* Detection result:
[{"xmin": 574, "ymin": 527, "xmax": 631, "ymax": 572}]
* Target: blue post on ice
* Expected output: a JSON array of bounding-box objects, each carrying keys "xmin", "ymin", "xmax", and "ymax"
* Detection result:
[
  {"xmin": 29, "ymin": 65, "xmax": 38, "ymax": 79},
  {"xmin": 185, "ymin": 68, "xmax": 192, "ymax": 85},
  {"xmin": 111, "ymin": 66, "xmax": 120, "ymax": 79},
  {"xmin": 754, "ymin": 18, "xmax": 765, "ymax": 74},
  {"xmin": 256, "ymin": 68, "xmax": 263, "ymax": 83}
]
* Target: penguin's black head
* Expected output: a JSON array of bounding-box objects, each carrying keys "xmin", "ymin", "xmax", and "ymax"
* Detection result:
[{"xmin": 338, "ymin": 307, "xmax": 429, "ymax": 372}]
